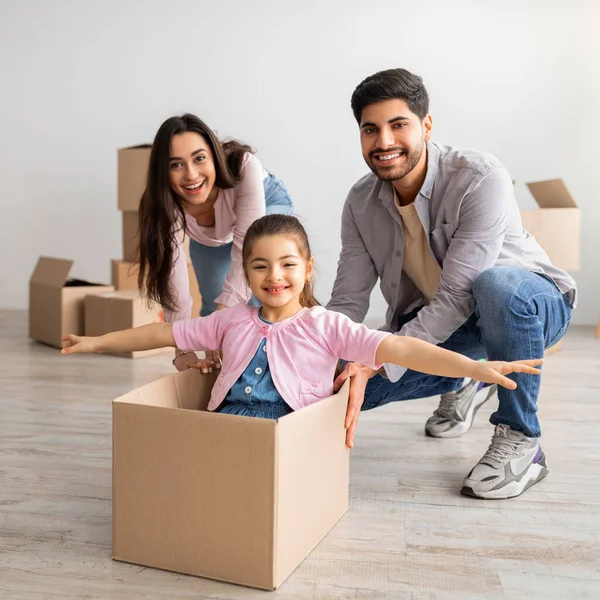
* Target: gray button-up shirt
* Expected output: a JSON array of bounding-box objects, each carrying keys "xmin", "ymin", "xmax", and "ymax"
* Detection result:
[{"xmin": 327, "ymin": 141, "xmax": 577, "ymax": 381}]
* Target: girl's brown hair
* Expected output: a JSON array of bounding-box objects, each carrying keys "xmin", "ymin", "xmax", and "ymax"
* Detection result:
[
  {"xmin": 138, "ymin": 113, "xmax": 254, "ymax": 312},
  {"xmin": 242, "ymin": 214, "xmax": 320, "ymax": 309}
]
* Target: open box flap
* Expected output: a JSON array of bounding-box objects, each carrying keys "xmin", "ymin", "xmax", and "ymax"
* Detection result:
[
  {"xmin": 526, "ymin": 179, "xmax": 577, "ymax": 208},
  {"xmin": 30, "ymin": 256, "xmax": 73, "ymax": 287}
]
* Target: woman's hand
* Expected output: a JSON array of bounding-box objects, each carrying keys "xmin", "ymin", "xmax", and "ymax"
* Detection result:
[
  {"xmin": 173, "ymin": 350, "xmax": 222, "ymax": 373},
  {"xmin": 195, "ymin": 349, "xmax": 222, "ymax": 374},
  {"xmin": 173, "ymin": 351, "xmax": 201, "ymax": 372},
  {"xmin": 470, "ymin": 359, "xmax": 543, "ymax": 390}
]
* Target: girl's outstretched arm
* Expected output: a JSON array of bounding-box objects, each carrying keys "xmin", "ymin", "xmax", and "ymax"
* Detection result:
[
  {"xmin": 375, "ymin": 335, "xmax": 543, "ymax": 390},
  {"xmin": 61, "ymin": 323, "xmax": 175, "ymax": 356}
]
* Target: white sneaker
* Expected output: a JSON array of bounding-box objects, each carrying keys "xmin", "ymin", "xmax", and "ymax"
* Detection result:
[
  {"xmin": 461, "ymin": 424, "xmax": 549, "ymax": 499},
  {"xmin": 425, "ymin": 379, "xmax": 497, "ymax": 438}
]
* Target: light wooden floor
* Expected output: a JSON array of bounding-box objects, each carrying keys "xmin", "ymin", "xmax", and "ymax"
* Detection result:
[{"xmin": 1, "ymin": 310, "xmax": 599, "ymax": 600}]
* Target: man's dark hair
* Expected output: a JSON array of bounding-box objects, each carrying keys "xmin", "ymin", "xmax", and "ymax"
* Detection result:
[{"xmin": 351, "ymin": 68, "xmax": 429, "ymax": 123}]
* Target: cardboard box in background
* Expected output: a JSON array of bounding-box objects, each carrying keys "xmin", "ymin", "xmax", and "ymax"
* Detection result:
[
  {"xmin": 520, "ymin": 179, "xmax": 580, "ymax": 272},
  {"xmin": 112, "ymin": 369, "xmax": 350, "ymax": 590},
  {"xmin": 84, "ymin": 290, "xmax": 169, "ymax": 358},
  {"xmin": 111, "ymin": 260, "xmax": 202, "ymax": 318},
  {"xmin": 118, "ymin": 145, "xmax": 151, "ymax": 212},
  {"xmin": 122, "ymin": 211, "xmax": 139, "ymax": 263},
  {"xmin": 29, "ymin": 256, "xmax": 114, "ymax": 349},
  {"xmin": 111, "ymin": 260, "xmax": 140, "ymax": 292}
]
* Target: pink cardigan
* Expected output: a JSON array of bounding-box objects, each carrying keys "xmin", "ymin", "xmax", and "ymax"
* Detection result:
[
  {"xmin": 172, "ymin": 304, "xmax": 390, "ymax": 412},
  {"xmin": 165, "ymin": 153, "xmax": 268, "ymax": 322}
]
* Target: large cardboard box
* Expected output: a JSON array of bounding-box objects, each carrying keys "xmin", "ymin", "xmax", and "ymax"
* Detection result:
[
  {"xmin": 111, "ymin": 260, "xmax": 202, "ymax": 317},
  {"xmin": 118, "ymin": 145, "xmax": 151, "ymax": 212},
  {"xmin": 122, "ymin": 210, "xmax": 139, "ymax": 263},
  {"xmin": 29, "ymin": 256, "xmax": 114, "ymax": 348},
  {"xmin": 84, "ymin": 290, "xmax": 168, "ymax": 358},
  {"xmin": 520, "ymin": 179, "xmax": 580, "ymax": 272},
  {"xmin": 112, "ymin": 369, "xmax": 350, "ymax": 590}
]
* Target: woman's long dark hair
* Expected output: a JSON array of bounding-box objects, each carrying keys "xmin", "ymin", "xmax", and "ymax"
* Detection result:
[
  {"xmin": 138, "ymin": 113, "xmax": 254, "ymax": 312},
  {"xmin": 242, "ymin": 214, "xmax": 320, "ymax": 309}
]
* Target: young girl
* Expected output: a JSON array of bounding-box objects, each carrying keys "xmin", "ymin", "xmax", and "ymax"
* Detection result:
[
  {"xmin": 63, "ymin": 215, "xmax": 542, "ymax": 445},
  {"xmin": 138, "ymin": 113, "xmax": 293, "ymax": 372}
]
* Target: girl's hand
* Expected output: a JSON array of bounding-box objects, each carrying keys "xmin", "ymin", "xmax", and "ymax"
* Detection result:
[
  {"xmin": 471, "ymin": 359, "xmax": 543, "ymax": 390},
  {"xmin": 334, "ymin": 362, "xmax": 381, "ymax": 449},
  {"xmin": 61, "ymin": 334, "xmax": 100, "ymax": 355}
]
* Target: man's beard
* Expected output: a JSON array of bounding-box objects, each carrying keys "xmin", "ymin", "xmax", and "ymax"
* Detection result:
[{"xmin": 366, "ymin": 139, "xmax": 425, "ymax": 182}]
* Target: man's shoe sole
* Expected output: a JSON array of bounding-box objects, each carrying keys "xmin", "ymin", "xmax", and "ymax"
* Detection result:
[{"xmin": 461, "ymin": 463, "xmax": 549, "ymax": 500}]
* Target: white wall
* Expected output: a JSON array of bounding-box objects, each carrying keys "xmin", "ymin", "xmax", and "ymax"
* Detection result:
[{"xmin": 1, "ymin": 0, "xmax": 599, "ymax": 325}]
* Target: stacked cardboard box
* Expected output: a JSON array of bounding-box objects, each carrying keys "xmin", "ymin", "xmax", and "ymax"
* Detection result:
[{"xmin": 117, "ymin": 145, "xmax": 151, "ymax": 262}]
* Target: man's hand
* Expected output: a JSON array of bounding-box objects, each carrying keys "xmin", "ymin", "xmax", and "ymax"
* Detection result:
[{"xmin": 334, "ymin": 362, "xmax": 382, "ymax": 449}]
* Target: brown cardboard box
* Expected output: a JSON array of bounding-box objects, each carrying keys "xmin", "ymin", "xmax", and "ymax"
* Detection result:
[
  {"xmin": 29, "ymin": 256, "xmax": 114, "ymax": 348},
  {"xmin": 111, "ymin": 260, "xmax": 140, "ymax": 291},
  {"xmin": 118, "ymin": 145, "xmax": 151, "ymax": 211},
  {"xmin": 84, "ymin": 290, "xmax": 168, "ymax": 358},
  {"xmin": 122, "ymin": 211, "xmax": 139, "ymax": 263},
  {"xmin": 111, "ymin": 260, "xmax": 202, "ymax": 317},
  {"xmin": 520, "ymin": 179, "xmax": 580, "ymax": 272},
  {"xmin": 112, "ymin": 369, "xmax": 350, "ymax": 590}
]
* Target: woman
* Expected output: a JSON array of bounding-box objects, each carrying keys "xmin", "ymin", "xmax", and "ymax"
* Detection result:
[{"xmin": 138, "ymin": 113, "xmax": 293, "ymax": 371}]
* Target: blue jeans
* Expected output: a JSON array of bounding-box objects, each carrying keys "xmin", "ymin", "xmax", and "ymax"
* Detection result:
[
  {"xmin": 189, "ymin": 173, "xmax": 294, "ymax": 317},
  {"xmin": 362, "ymin": 267, "xmax": 572, "ymax": 437}
]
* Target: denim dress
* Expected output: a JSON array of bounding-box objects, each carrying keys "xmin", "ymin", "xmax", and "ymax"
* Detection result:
[{"xmin": 216, "ymin": 313, "xmax": 292, "ymax": 419}]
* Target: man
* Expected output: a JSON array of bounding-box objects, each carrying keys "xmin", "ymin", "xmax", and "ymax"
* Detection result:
[{"xmin": 327, "ymin": 68, "xmax": 576, "ymax": 499}]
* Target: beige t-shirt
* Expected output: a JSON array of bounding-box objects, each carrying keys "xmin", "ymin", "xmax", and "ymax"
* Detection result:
[{"xmin": 394, "ymin": 190, "xmax": 441, "ymax": 304}]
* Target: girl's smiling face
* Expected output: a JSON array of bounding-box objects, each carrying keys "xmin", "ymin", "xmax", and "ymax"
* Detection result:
[{"xmin": 246, "ymin": 234, "xmax": 314, "ymax": 321}]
